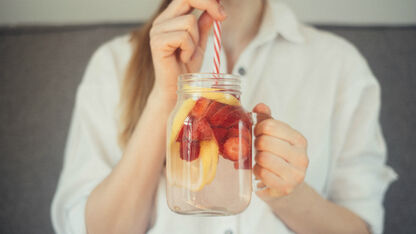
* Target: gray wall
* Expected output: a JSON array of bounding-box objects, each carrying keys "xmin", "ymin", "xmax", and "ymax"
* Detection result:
[
  {"xmin": 1, "ymin": 0, "xmax": 416, "ymax": 26},
  {"xmin": 0, "ymin": 24, "xmax": 415, "ymax": 234}
]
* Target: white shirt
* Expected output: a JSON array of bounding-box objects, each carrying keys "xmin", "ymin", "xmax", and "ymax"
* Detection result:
[{"xmin": 51, "ymin": 1, "xmax": 397, "ymax": 234}]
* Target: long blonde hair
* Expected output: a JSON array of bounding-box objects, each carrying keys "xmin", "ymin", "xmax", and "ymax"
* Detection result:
[{"xmin": 118, "ymin": 0, "xmax": 172, "ymax": 148}]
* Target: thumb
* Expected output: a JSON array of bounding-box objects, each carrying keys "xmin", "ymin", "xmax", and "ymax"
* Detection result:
[{"xmin": 253, "ymin": 103, "xmax": 272, "ymax": 122}]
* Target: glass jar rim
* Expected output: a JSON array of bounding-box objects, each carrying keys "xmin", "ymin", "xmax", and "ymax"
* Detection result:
[
  {"xmin": 179, "ymin": 73, "xmax": 241, "ymax": 82},
  {"xmin": 178, "ymin": 73, "xmax": 241, "ymax": 95}
]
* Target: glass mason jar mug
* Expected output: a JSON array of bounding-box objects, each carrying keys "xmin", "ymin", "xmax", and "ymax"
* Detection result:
[{"xmin": 166, "ymin": 73, "xmax": 253, "ymax": 216}]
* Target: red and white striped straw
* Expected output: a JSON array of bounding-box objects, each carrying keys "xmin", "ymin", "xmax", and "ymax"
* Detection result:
[{"xmin": 212, "ymin": 19, "xmax": 222, "ymax": 74}]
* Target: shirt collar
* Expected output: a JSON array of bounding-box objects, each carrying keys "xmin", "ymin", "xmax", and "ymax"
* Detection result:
[{"xmin": 256, "ymin": 0, "xmax": 305, "ymax": 45}]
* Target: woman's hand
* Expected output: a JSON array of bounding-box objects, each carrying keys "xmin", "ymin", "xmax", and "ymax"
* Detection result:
[
  {"xmin": 252, "ymin": 103, "xmax": 309, "ymax": 201},
  {"xmin": 252, "ymin": 104, "xmax": 368, "ymax": 233},
  {"xmin": 149, "ymin": 0, "xmax": 227, "ymax": 99}
]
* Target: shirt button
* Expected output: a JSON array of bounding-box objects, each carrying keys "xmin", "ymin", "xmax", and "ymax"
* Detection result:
[
  {"xmin": 238, "ymin": 67, "xmax": 246, "ymax": 76},
  {"xmin": 224, "ymin": 230, "xmax": 233, "ymax": 234}
]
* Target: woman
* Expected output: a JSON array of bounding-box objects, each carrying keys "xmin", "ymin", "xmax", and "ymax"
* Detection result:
[{"xmin": 51, "ymin": 0, "xmax": 397, "ymax": 233}]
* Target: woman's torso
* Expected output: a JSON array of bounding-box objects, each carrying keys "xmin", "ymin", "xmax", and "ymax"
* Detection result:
[{"xmin": 103, "ymin": 27, "xmax": 356, "ymax": 234}]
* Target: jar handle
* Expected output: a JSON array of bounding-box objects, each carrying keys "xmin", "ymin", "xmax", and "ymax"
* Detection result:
[
  {"xmin": 247, "ymin": 112, "xmax": 267, "ymax": 192},
  {"xmin": 248, "ymin": 112, "xmax": 272, "ymax": 193}
]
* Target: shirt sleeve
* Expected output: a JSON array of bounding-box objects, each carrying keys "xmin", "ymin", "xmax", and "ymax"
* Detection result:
[
  {"xmin": 327, "ymin": 47, "xmax": 398, "ymax": 234},
  {"xmin": 51, "ymin": 42, "xmax": 124, "ymax": 234}
]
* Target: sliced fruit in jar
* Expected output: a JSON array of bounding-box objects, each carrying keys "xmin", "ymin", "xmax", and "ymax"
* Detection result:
[
  {"xmin": 223, "ymin": 137, "xmax": 250, "ymax": 161},
  {"xmin": 212, "ymin": 127, "xmax": 228, "ymax": 154},
  {"xmin": 205, "ymin": 101, "xmax": 225, "ymax": 118},
  {"xmin": 212, "ymin": 127, "xmax": 228, "ymax": 144},
  {"xmin": 221, "ymin": 109, "xmax": 245, "ymax": 127},
  {"xmin": 178, "ymin": 116, "xmax": 198, "ymax": 141},
  {"xmin": 209, "ymin": 105, "xmax": 236, "ymax": 127},
  {"xmin": 180, "ymin": 140, "xmax": 200, "ymax": 161},
  {"xmin": 200, "ymin": 139, "xmax": 219, "ymax": 185},
  {"xmin": 183, "ymin": 85, "xmax": 240, "ymax": 106},
  {"xmin": 208, "ymin": 105, "xmax": 250, "ymax": 128},
  {"xmin": 168, "ymin": 139, "xmax": 219, "ymax": 191},
  {"xmin": 196, "ymin": 119, "xmax": 213, "ymax": 140},
  {"xmin": 227, "ymin": 125, "xmax": 252, "ymax": 142},
  {"xmin": 170, "ymin": 98, "xmax": 196, "ymax": 143},
  {"xmin": 190, "ymin": 98, "xmax": 212, "ymax": 118},
  {"xmin": 178, "ymin": 117, "xmax": 213, "ymax": 142},
  {"xmin": 167, "ymin": 142, "xmax": 205, "ymax": 192},
  {"xmin": 201, "ymin": 92, "xmax": 240, "ymax": 106}
]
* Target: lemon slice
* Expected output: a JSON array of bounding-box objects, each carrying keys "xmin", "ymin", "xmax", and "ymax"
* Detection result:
[
  {"xmin": 184, "ymin": 85, "xmax": 240, "ymax": 106},
  {"xmin": 202, "ymin": 92, "xmax": 240, "ymax": 106},
  {"xmin": 170, "ymin": 98, "xmax": 196, "ymax": 143},
  {"xmin": 200, "ymin": 140, "xmax": 219, "ymax": 185}
]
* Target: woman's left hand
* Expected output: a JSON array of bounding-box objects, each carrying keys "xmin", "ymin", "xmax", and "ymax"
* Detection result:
[{"xmin": 252, "ymin": 103, "xmax": 309, "ymax": 201}]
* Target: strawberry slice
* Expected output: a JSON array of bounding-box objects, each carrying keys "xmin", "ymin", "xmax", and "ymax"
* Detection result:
[
  {"xmin": 212, "ymin": 127, "xmax": 228, "ymax": 154},
  {"xmin": 179, "ymin": 116, "xmax": 214, "ymax": 141},
  {"xmin": 205, "ymin": 101, "xmax": 225, "ymax": 119},
  {"xmin": 223, "ymin": 137, "xmax": 250, "ymax": 161},
  {"xmin": 209, "ymin": 105, "xmax": 251, "ymax": 128},
  {"xmin": 226, "ymin": 127, "xmax": 239, "ymax": 138},
  {"xmin": 191, "ymin": 98, "xmax": 212, "ymax": 118},
  {"xmin": 196, "ymin": 118, "xmax": 213, "ymax": 140},
  {"xmin": 209, "ymin": 105, "xmax": 236, "ymax": 127},
  {"xmin": 229, "ymin": 107, "xmax": 251, "ymax": 125},
  {"xmin": 222, "ymin": 109, "xmax": 242, "ymax": 127},
  {"xmin": 212, "ymin": 127, "xmax": 228, "ymax": 144},
  {"xmin": 180, "ymin": 116, "xmax": 198, "ymax": 141},
  {"xmin": 180, "ymin": 139, "xmax": 200, "ymax": 161},
  {"xmin": 227, "ymin": 126, "xmax": 251, "ymax": 142}
]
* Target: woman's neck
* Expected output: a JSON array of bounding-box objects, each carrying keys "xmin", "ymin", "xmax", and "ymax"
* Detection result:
[{"xmin": 221, "ymin": 0, "xmax": 265, "ymax": 73}]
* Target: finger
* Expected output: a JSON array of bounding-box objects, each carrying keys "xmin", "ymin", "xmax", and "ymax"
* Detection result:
[
  {"xmin": 253, "ymin": 164, "xmax": 293, "ymax": 195},
  {"xmin": 254, "ymin": 135, "xmax": 308, "ymax": 169},
  {"xmin": 186, "ymin": 11, "xmax": 213, "ymax": 72},
  {"xmin": 150, "ymin": 14, "xmax": 199, "ymax": 45},
  {"xmin": 256, "ymin": 187, "xmax": 287, "ymax": 199},
  {"xmin": 151, "ymin": 31, "xmax": 196, "ymax": 63},
  {"xmin": 197, "ymin": 11, "xmax": 214, "ymax": 51},
  {"xmin": 255, "ymin": 151, "xmax": 293, "ymax": 180},
  {"xmin": 255, "ymin": 151, "xmax": 305, "ymax": 183},
  {"xmin": 253, "ymin": 103, "xmax": 272, "ymax": 122},
  {"xmin": 155, "ymin": 0, "xmax": 226, "ymax": 24},
  {"xmin": 254, "ymin": 119, "xmax": 308, "ymax": 148}
]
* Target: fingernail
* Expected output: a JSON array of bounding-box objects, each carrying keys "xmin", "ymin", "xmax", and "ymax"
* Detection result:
[{"xmin": 218, "ymin": 5, "xmax": 227, "ymax": 18}]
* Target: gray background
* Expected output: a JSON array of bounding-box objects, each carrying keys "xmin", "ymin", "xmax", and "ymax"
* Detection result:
[
  {"xmin": 1, "ymin": 0, "xmax": 416, "ymax": 26},
  {"xmin": 0, "ymin": 24, "xmax": 415, "ymax": 233}
]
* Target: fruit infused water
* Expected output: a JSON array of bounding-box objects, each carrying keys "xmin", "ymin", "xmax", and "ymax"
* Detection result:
[{"xmin": 166, "ymin": 74, "xmax": 252, "ymax": 216}]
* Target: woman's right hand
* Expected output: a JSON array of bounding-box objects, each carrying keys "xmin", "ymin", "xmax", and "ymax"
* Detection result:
[{"xmin": 149, "ymin": 0, "xmax": 227, "ymax": 100}]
